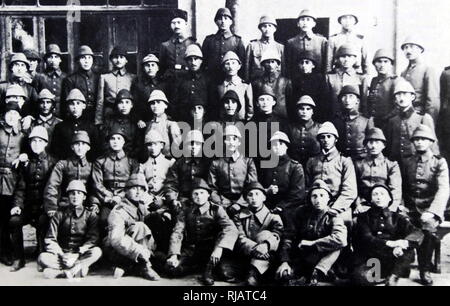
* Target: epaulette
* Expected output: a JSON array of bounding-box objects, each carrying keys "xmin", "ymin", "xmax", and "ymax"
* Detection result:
[{"xmin": 357, "ymin": 34, "xmax": 364, "ymax": 39}]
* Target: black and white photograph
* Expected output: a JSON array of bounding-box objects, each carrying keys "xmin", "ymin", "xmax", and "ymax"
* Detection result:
[{"xmin": 0, "ymin": 0, "xmax": 449, "ymax": 291}]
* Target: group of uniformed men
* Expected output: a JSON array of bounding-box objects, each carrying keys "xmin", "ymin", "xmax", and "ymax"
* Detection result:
[{"xmin": 0, "ymin": 7, "xmax": 449, "ymax": 287}]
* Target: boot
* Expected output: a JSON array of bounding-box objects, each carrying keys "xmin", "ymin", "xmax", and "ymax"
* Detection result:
[
  {"xmin": 10, "ymin": 259, "xmax": 25, "ymax": 272},
  {"xmin": 385, "ymin": 274, "xmax": 400, "ymax": 286},
  {"xmin": 309, "ymin": 269, "xmax": 327, "ymax": 286},
  {"xmin": 43, "ymin": 268, "xmax": 64, "ymax": 279},
  {"xmin": 420, "ymin": 271, "xmax": 433, "ymax": 286},
  {"xmin": 142, "ymin": 262, "xmax": 161, "ymax": 281},
  {"xmin": 201, "ymin": 262, "xmax": 215, "ymax": 286},
  {"xmin": 246, "ymin": 268, "xmax": 261, "ymax": 286}
]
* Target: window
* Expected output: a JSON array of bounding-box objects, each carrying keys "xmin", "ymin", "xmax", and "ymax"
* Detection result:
[
  {"xmin": 79, "ymin": 14, "xmax": 108, "ymax": 72},
  {"xmin": 109, "ymin": 0, "xmax": 141, "ymax": 5},
  {"xmin": 44, "ymin": 17, "xmax": 69, "ymax": 72},
  {"xmin": 4, "ymin": 0, "xmax": 37, "ymax": 5},
  {"xmin": 11, "ymin": 17, "xmax": 36, "ymax": 52}
]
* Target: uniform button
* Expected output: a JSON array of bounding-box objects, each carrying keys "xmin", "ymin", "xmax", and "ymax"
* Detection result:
[{"xmin": 377, "ymin": 231, "xmax": 382, "ymax": 235}]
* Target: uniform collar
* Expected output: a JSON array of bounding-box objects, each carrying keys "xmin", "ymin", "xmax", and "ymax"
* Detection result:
[
  {"xmin": 112, "ymin": 68, "xmax": 127, "ymax": 76},
  {"xmin": 185, "ymin": 157, "xmax": 202, "ymax": 164},
  {"xmin": 31, "ymin": 151, "xmax": 48, "ymax": 161},
  {"xmin": 70, "ymin": 205, "xmax": 85, "ymax": 218},
  {"xmin": 254, "ymin": 205, "xmax": 270, "ymax": 224},
  {"xmin": 407, "ymin": 57, "xmax": 423, "ymax": 69},
  {"xmin": 263, "ymin": 71, "xmax": 280, "ymax": 83},
  {"xmin": 337, "ymin": 67, "xmax": 357, "ymax": 76},
  {"xmin": 110, "ymin": 150, "xmax": 126, "ymax": 160},
  {"xmin": 321, "ymin": 147, "xmax": 339, "ymax": 161},
  {"xmin": 417, "ymin": 150, "xmax": 434, "ymax": 162},
  {"xmin": 196, "ymin": 202, "xmax": 211, "ymax": 215},
  {"xmin": 79, "ymin": 69, "xmax": 94, "ymax": 78},
  {"xmin": 342, "ymin": 108, "xmax": 360, "ymax": 121},
  {"xmin": 152, "ymin": 113, "xmax": 168, "ymax": 123},
  {"xmin": 367, "ymin": 154, "xmax": 385, "ymax": 166},
  {"xmin": 260, "ymin": 36, "xmax": 274, "ymax": 44},
  {"xmin": 46, "ymin": 68, "xmax": 62, "ymax": 77},
  {"xmin": 71, "ymin": 156, "xmax": 88, "ymax": 167},
  {"xmin": 369, "ymin": 207, "xmax": 391, "ymax": 218},
  {"xmin": 171, "ymin": 34, "xmax": 187, "ymax": 44},
  {"xmin": 37, "ymin": 114, "xmax": 55, "ymax": 124},
  {"xmin": 299, "ymin": 31, "xmax": 314, "ymax": 40},
  {"xmin": 217, "ymin": 29, "xmax": 233, "ymax": 39},
  {"xmin": 144, "ymin": 75, "xmax": 158, "ymax": 85},
  {"xmin": 298, "ymin": 119, "xmax": 315, "ymax": 129},
  {"xmin": 224, "ymin": 76, "xmax": 242, "ymax": 86},
  {"xmin": 399, "ymin": 106, "xmax": 415, "ymax": 119}
]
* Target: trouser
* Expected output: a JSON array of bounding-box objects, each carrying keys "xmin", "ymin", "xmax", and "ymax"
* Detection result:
[
  {"xmin": 38, "ymin": 247, "xmax": 102, "ymax": 272},
  {"xmin": 0, "ymin": 196, "xmax": 13, "ymax": 259},
  {"xmin": 287, "ymin": 248, "xmax": 342, "ymax": 279},
  {"xmin": 352, "ymin": 249, "xmax": 415, "ymax": 285},
  {"xmin": 9, "ymin": 208, "xmax": 47, "ymax": 260},
  {"xmin": 409, "ymin": 211, "xmax": 440, "ymax": 272},
  {"xmin": 144, "ymin": 212, "xmax": 175, "ymax": 254}
]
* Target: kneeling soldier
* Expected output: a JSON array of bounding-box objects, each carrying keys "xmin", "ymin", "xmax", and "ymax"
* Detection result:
[
  {"xmin": 233, "ymin": 182, "xmax": 283, "ymax": 286},
  {"xmin": 276, "ymin": 180, "xmax": 347, "ymax": 286},
  {"xmin": 165, "ymin": 178, "xmax": 238, "ymax": 286},
  {"xmin": 353, "ymin": 184, "xmax": 424, "ymax": 286},
  {"xmin": 104, "ymin": 174, "xmax": 161, "ymax": 281},
  {"xmin": 402, "ymin": 125, "xmax": 450, "ymax": 285},
  {"xmin": 38, "ymin": 180, "xmax": 102, "ymax": 279}
]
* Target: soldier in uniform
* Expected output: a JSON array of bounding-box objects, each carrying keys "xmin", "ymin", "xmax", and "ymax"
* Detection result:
[
  {"xmin": 165, "ymin": 178, "xmax": 238, "ymax": 286},
  {"xmin": 385, "ymin": 79, "xmax": 438, "ymax": 165},
  {"xmin": 208, "ymin": 125, "xmax": 258, "ymax": 216},
  {"xmin": 326, "ymin": 44, "xmax": 368, "ymax": 119},
  {"xmin": 400, "ymin": 36, "xmax": 440, "ymax": 122},
  {"xmin": 276, "ymin": 179, "xmax": 347, "ymax": 286},
  {"xmin": 202, "ymin": 8, "xmax": 246, "ymax": 84},
  {"xmin": 285, "ymin": 9, "xmax": 328, "ymax": 77},
  {"xmin": 287, "ymin": 96, "xmax": 321, "ymax": 167},
  {"xmin": 95, "ymin": 46, "xmax": 136, "ymax": 126},
  {"xmin": 144, "ymin": 90, "xmax": 182, "ymax": 159},
  {"xmin": 232, "ymin": 182, "xmax": 284, "ymax": 286},
  {"xmin": 43, "ymin": 131, "xmax": 93, "ymax": 225},
  {"xmin": 402, "ymin": 125, "xmax": 450, "ymax": 285},
  {"xmin": 367, "ymin": 49, "xmax": 398, "ymax": 128},
  {"xmin": 61, "ymin": 45, "xmax": 99, "ymax": 121},
  {"xmin": 251, "ymin": 50, "xmax": 292, "ymax": 120},
  {"xmin": 164, "ymin": 130, "xmax": 210, "ymax": 210},
  {"xmin": 91, "ymin": 126, "xmax": 140, "ymax": 228},
  {"xmin": 216, "ymin": 51, "xmax": 254, "ymax": 121},
  {"xmin": 33, "ymin": 44, "xmax": 67, "ymax": 116},
  {"xmin": 9, "ymin": 126, "xmax": 56, "ymax": 271},
  {"xmin": 331, "ymin": 85, "xmax": 374, "ymax": 160},
  {"xmin": 244, "ymin": 15, "xmax": 285, "ymax": 82},
  {"xmin": 103, "ymin": 174, "xmax": 161, "ymax": 281},
  {"xmin": 28, "ymin": 89, "xmax": 62, "ymax": 152},
  {"xmin": 0, "ymin": 102, "xmax": 27, "ymax": 266},
  {"xmin": 327, "ymin": 13, "xmax": 368, "ymax": 74},
  {"xmin": 258, "ymin": 131, "xmax": 305, "ymax": 214},
  {"xmin": 23, "ymin": 49, "xmax": 42, "ymax": 82},
  {"xmin": 305, "ymin": 122, "xmax": 357, "ymax": 222},
  {"xmin": 38, "ymin": 180, "xmax": 102, "ymax": 279},
  {"xmin": 50, "ymin": 89, "xmax": 99, "ymax": 161},
  {"xmin": 131, "ymin": 54, "xmax": 168, "ymax": 124},
  {"xmin": 353, "ymin": 184, "xmax": 424, "ymax": 286},
  {"xmin": 159, "ymin": 9, "xmax": 196, "ymax": 82},
  {"xmin": 139, "ymin": 130, "xmax": 175, "ymax": 253},
  {"xmin": 354, "ymin": 128, "xmax": 402, "ymax": 213},
  {"xmin": 290, "ymin": 51, "xmax": 328, "ymax": 122}
]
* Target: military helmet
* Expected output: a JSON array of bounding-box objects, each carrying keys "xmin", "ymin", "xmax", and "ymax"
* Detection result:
[
  {"xmin": 270, "ymin": 131, "xmax": 290, "ymax": 144},
  {"xmin": 38, "ymin": 89, "xmax": 56, "ymax": 101},
  {"xmin": 257, "ymin": 85, "xmax": 277, "ymax": 102},
  {"xmin": 5, "ymin": 84, "xmax": 27, "ymax": 98},
  {"xmin": 338, "ymin": 85, "xmax": 360, "ymax": 100},
  {"xmin": 364, "ymin": 128, "xmax": 387, "ymax": 144},
  {"xmin": 224, "ymin": 125, "xmax": 242, "ymax": 139},
  {"xmin": 29, "ymin": 126, "xmax": 49, "ymax": 142},
  {"xmin": 148, "ymin": 89, "xmax": 169, "ymax": 104},
  {"xmin": 317, "ymin": 122, "xmax": 339, "ymax": 139},
  {"xmin": 297, "ymin": 9, "xmax": 317, "ymax": 21},
  {"xmin": 221, "ymin": 90, "xmax": 242, "ymax": 112},
  {"xmin": 66, "ymin": 88, "xmax": 86, "ymax": 103},
  {"xmin": 126, "ymin": 173, "xmax": 148, "ymax": 191},
  {"xmin": 258, "ymin": 15, "xmax": 277, "ymax": 28},
  {"xmin": 142, "ymin": 53, "xmax": 160, "ymax": 65},
  {"xmin": 401, "ymin": 35, "xmax": 425, "ymax": 53},
  {"xmin": 66, "ymin": 180, "xmax": 87, "ymax": 194},
  {"xmin": 184, "ymin": 44, "xmax": 203, "ymax": 59},
  {"xmin": 336, "ymin": 43, "xmax": 359, "ymax": 57},
  {"xmin": 260, "ymin": 49, "xmax": 281, "ymax": 64},
  {"xmin": 45, "ymin": 44, "xmax": 62, "ymax": 58},
  {"xmin": 370, "ymin": 184, "xmax": 393, "ymax": 203},
  {"xmin": 410, "ymin": 124, "xmax": 436, "ymax": 142},
  {"xmin": 184, "ymin": 130, "xmax": 204, "ymax": 144},
  {"xmin": 245, "ymin": 181, "xmax": 267, "ymax": 196},
  {"xmin": 372, "ymin": 48, "xmax": 394, "ymax": 65},
  {"xmin": 108, "ymin": 126, "xmax": 128, "ymax": 142},
  {"xmin": 214, "ymin": 7, "xmax": 233, "ymax": 21},
  {"xmin": 115, "ymin": 89, "xmax": 134, "ymax": 104},
  {"xmin": 221, "ymin": 51, "xmax": 241, "ymax": 65},
  {"xmin": 110, "ymin": 46, "xmax": 128, "ymax": 60},
  {"xmin": 393, "ymin": 79, "xmax": 416, "ymax": 96},
  {"xmin": 23, "ymin": 49, "xmax": 41, "ymax": 62},
  {"xmin": 9, "ymin": 53, "xmax": 30, "ymax": 70},
  {"xmin": 71, "ymin": 130, "xmax": 91, "ymax": 146},
  {"xmin": 191, "ymin": 178, "xmax": 211, "ymax": 193},
  {"xmin": 144, "ymin": 129, "xmax": 166, "ymax": 145},
  {"xmin": 298, "ymin": 50, "xmax": 317, "ymax": 65},
  {"xmin": 309, "ymin": 179, "xmax": 332, "ymax": 197},
  {"xmin": 76, "ymin": 45, "xmax": 94, "ymax": 59},
  {"xmin": 338, "ymin": 13, "xmax": 359, "ymax": 25},
  {"xmin": 296, "ymin": 95, "xmax": 316, "ymax": 108},
  {"xmin": 170, "ymin": 9, "xmax": 188, "ymax": 22}
]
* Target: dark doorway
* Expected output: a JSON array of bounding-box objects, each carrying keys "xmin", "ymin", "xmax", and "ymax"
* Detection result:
[{"xmin": 275, "ymin": 18, "xmax": 330, "ymax": 44}]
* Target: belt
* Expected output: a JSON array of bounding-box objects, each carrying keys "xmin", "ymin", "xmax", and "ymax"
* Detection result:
[{"xmin": 104, "ymin": 181, "xmax": 126, "ymax": 189}]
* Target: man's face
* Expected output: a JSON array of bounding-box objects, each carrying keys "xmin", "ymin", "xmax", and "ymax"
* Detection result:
[
  {"xmin": 4, "ymin": 110, "xmax": 21, "ymax": 127},
  {"xmin": 71, "ymin": 141, "xmax": 90, "ymax": 158},
  {"xmin": 5, "ymin": 96, "xmax": 25, "ymax": 108},
  {"xmin": 297, "ymin": 105, "xmax": 314, "ymax": 121},
  {"xmin": 257, "ymin": 95, "xmax": 276, "ymax": 114},
  {"xmin": 374, "ymin": 58, "xmax": 392, "ymax": 75},
  {"xmin": 143, "ymin": 62, "xmax": 159, "ymax": 77},
  {"xmin": 271, "ymin": 140, "xmax": 288, "ymax": 157},
  {"xmin": 371, "ymin": 187, "xmax": 391, "ymax": 209},
  {"xmin": 223, "ymin": 59, "xmax": 241, "ymax": 76},
  {"xmin": 298, "ymin": 16, "xmax": 316, "ymax": 32},
  {"xmin": 192, "ymin": 188, "xmax": 210, "ymax": 206},
  {"xmin": 259, "ymin": 23, "xmax": 277, "ymax": 38},
  {"xmin": 11, "ymin": 62, "xmax": 28, "ymax": 76},
  {"xmin": 146, "ymin": 141, "xmax": 164, "ymax": 157},
  {"xmin": 46, "ymin": 54, "xmax": 62, "ymax": 70},
  {"xmin": 395, "ymin": 92, "xmax": 415, "ymax": 109},
  {"xmin": 413, "ymin": 137, "xmax": 434, "ymax": 152},
  {"xmin": 126, "ymin": 186, "xmax": 145, "ymax": 203},
  {"xmin": 338, "ymin": 55, "xmax": 357, "ymax": 69},
  {"xmin": 246, "ymin": 189, "xmax": 266, "ymax": 210},
  {"xmin": 111, "ymin": 55, "xmax": 128, "ymax": 70},
  {"xmin": 224, "ymin": 135, "xmax": 241, "ymax": 153},
  {"xmin": 262, "ymin": 59, "xmax": 280, "ymax": 74},
  {"xmin": 149, "ymin": 100, "xmax": 168, "ymax": 116},
  {"xmin": 190, "ymin": 105, "xmax": 205, "ymax": 120},
  {"xmin": 215, "ymin": 15, "xmax": 233, "ymax": 31},
  {"xmin": 78, "ymin": 55, "xmax": 93, "ymax": 71},
  {"xmin": 68, "ymin": 100, "xmax": 86, "ymax": 118},
  {"xmin": 38, "ymin": 99, "xmax": 54, "ymax": 116},
  {"xmin": 186, "ymin": 141, "xmax": 202, "ymax": 157},
  {"xmin": 28, "ymin": 59, "xmax": 39, "ymax": 73},
  {"xmin": 310, "ymin": 189, "xmax": 330, "ymax": 211},
  {"xmin": 30, "ymin": 137, "xmax": 48, "ymax": 155},
  {"xmin": 340, "ymin": 15, "xmax": 357, "ymax": 31},
  {"xmin": 68, "ymin": 190, "xmax": 86, "ymax": 207},
  {"xmin": 366, "ymin": 140, "xmax": 385, "ymax": 156},
  {"xmin": 403, "ymin": 44, "xmax": 422, "ymax": 61},
  {"xmin": 109, "ymin": 134, "xmax": 125, "ymax": 152},
  {"xmin": 224, "ymin": 99, "xmax": 239, "ymax": 116},
  {"xmin": 170, "ymin": 18, "xmax": 188, "ymax": 35},
  {"xmin": 318, "ymin": 134, "xmax": 337, "ymax": 151},
  {"xmin": 186, "ymin": 56, "xmax": 203, "ymax": 72},
  {"xmin": 117, "ymin": 99, "xmax": 133, "ymax": 115},
  {"xmin": 341, "ymin": 93, "xmax": 359, "ymax": 111},
  {"xmin": 298, "ymin": 59, "xmax": 315, "ymax": 74}
]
